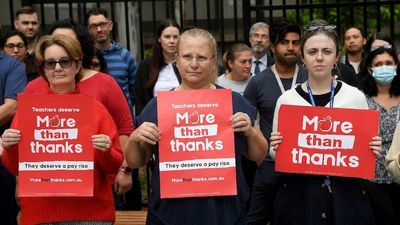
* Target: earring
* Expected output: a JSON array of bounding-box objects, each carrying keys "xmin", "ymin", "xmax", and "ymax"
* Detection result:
[
  {"xmin": 333, "ymin": 63, "xmax": 338, "ymax": 69},
  {"xmin": 302, "ymin": 63, "xmax": 307, "ymax": 70}
]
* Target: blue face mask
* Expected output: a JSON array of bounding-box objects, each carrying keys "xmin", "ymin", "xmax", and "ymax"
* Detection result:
[{"xmin": 372, "ymin": 65, "xmax": 397, "ymax": 85}]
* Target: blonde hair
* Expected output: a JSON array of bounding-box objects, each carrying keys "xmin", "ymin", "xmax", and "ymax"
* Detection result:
[
  {"xmin": 35, "ymin": 34, "xmax": 83, "ymax": 82},
  {"xmin": 177, "ymin": 28, "xmax": 218, "ymax": 83}
]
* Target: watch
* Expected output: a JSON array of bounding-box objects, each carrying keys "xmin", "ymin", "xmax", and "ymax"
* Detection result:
[{"xmin": 118, "ymin": 166, "xmax": 133, "ymax": 175}]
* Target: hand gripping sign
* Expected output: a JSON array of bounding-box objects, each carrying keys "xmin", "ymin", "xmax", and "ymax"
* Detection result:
[
  {"xmin": 17, "ymin": 94, "xmax": 94, "ymax": 197},
  {"xmin": 275, "ymin": 105, "xmax": 379, "ymax": 179},
  {"xmin": 157, "ymin": 89, "xmax": 236, "ymax": 198}
]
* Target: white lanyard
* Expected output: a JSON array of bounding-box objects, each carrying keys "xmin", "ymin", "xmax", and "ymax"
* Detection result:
[{"xmin": 271, "ymin": 64, "xmax": 299, "ymax": 94}]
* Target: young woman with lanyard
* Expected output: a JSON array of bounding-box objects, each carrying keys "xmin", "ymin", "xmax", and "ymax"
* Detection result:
[{"xmin": 269, "ymin": 22, "xmax": 382, "ymax": 225}]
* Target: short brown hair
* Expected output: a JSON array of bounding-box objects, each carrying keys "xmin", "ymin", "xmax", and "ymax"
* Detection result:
[
  {"xmin": 15, "ymin": 6, "xmax": 38, "ymax": 19},
  {"xmin": 86, "ymin": 8, "xmax": 109, "ymax": 22},
  {"xmin": 35, "ymin": 34, "xmax": 83, "ymax": 82},
  {"xmin": 223, "ymin": 43, "xmax": 251, "ymax": 70}
]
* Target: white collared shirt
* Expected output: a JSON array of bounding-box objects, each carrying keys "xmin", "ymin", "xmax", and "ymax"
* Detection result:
[{"xmin": 252, "ymin": 54, "xmax": 268, "ymax": 75}]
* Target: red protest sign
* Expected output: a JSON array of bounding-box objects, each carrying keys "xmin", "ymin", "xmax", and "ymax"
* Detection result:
[
  {"xmin": 275, "ymin": 105, "xmax": 379, "ymax": 179},
  {"xmin": 17, "ymin": 94, "xmax": 94, "ymax": 197},
  {"xmin": 157, "ymin": 89, "xmax": 236, "ymax": 198}
]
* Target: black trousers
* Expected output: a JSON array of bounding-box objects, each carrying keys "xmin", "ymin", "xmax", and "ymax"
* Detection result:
[
  {"xmin": 0, "ymin": 163, "xmax": 18, "ymax": 225},
  {"xmin": 246, "ymin": 160, "xmax": 282, "ymax": 225},
  {"xmin": 365, "ymin": 181, "xmax": 400, "ymax": 225}
]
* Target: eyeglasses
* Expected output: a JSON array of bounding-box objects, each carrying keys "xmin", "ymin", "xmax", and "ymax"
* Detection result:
[
  {"xmin": 4, "ymin": 43, "xmax": 25, "ymax": 50},
  {"xmin": 304, "ymin": 25, "xmax": 337, "ymax": 32},
  {"xmin": 43, "ymin": 57, "xmax": 75, "ymax": 70},
  {"xmin": 88, "ymin": 21, "xmax": 110, "ymax": 31},
  {"xmin": 370, "ymin": 44, "xmax": 392, "ymax": 52},
  {"xmin": 178, "ymin": 54, "xmax": 214, "ymax": 63}
]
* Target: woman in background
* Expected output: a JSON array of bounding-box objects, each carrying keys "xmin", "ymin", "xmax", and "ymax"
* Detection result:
[
  {"xmin": 134, "ymin": 19, "xmax": 181, "ymax": 116},
  {"xmin": 359, "ymin": 33, "xmax": 400, "ymax": 225},
  {"xmin": 1, "ymin": 29, "xmax": 39, "ymax": 81},
  {"xmin": 216, "ymin": 43, "xmax": 252, "ymax": 95},
  {"xmin": 91, "ymin": 49, "xmax": 108, "ymax": 73},
  {"xmin": 1, "ymin": 30, "xmax": 27, "ymax": 63}
]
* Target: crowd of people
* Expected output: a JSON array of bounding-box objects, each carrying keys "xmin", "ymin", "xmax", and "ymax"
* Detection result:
[{"xmin": 0, "ymin": 5, "xmax": 400, "ymax": 225}]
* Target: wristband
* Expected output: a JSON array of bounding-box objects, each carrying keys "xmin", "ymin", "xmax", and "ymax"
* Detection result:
[{"xmin": 118, "ymin": 166, "xmax": 133, "ymax": 175}]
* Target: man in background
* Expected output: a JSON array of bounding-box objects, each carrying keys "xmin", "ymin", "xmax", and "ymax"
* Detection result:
[
  {"xmin": 14, "ymin": 6, "xmax": 40, "ymax": 81},
  {"xmin": 249, "ymin": 22, "xmax": 274, "ymax": 75},
  {"xmin": 87, "ymin": 8, "xmax": 137, "ymax": 110},
  {"xmin": 87, "ymin": 7, "xmax": 140, "ymax": 211},
  {"xmin": 341, "ymin": 26, "xmax": 366, "ymax": 74},
  {"xmin": 244, "ymin": 19, "xmax": 306, "ymax": 225}
]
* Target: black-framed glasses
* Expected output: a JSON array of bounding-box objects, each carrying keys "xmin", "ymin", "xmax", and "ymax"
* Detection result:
[
  {"xmin": 4, "ymin": 43, "xmax": 25, "ymax": 50},
  {"xmin": 43, "ymin": 57, "xmax": 75, "ymax": 70},
  {"xmin": 88, "ymin": 21, "xmax": 110, "ymax": 31},
  {"xmin": 304, "ymin": 25, "xmax": 337, "ymax": 32},
  {"xmin": 178, "ymin": 54, "xmax": 214, "ymax": 63},
  {"xmin": 370, "ymin": 44, "xmax": 392, "ymax": 52}
]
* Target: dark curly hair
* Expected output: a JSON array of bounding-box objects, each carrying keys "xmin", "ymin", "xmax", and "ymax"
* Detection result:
[
  {"xmin": 47, "ymin": 19, "xmax": 95, "ymax": 69},
  {"xmin": 0, "ymin": 29, "xmax": 28, "ymax": 50},
  {"xmin": 269, "ymin": 18, "xmax": 301, "ymax": 46}
]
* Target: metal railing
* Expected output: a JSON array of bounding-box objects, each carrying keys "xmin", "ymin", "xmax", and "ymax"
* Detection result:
[
  {"xmin": 243, "ymin": 0, "xmax": 400, "ymax": 43},
  {"xmin": 7, "ymin": 0, "xmax": 400, "ymax": 207},
  {"xmin": 8, "ymin": 0, "xmax": 400, "ymax": 60},
  {"xmin": 12, "ymin": 0, "xmax": 246, "ymax": 61}
]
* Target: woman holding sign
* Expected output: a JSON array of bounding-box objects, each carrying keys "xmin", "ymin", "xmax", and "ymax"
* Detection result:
[
  {"xmin": 1, "ymin": 35, "xmax": 123, "ymax": 225},
  {"xmin": 23, "ymin": 19, "xmax": 135, "ymax": 202},
  {"xmin": 125, "ymin": 28, "xmax": 268, "ymax": 225},
  {"xmin": 269, "ymin": 20, "xmax": 382, "ymax": 225},
  {"xmin": 359, "ymin": 33, "xmax": 400, "ymax": 225}
]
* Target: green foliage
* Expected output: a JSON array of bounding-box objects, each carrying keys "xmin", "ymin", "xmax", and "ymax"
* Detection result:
[
  {"xmin": 144, "ymin": 47, "xmax": 153, "ymax": 58},
  {"xmin": 286, "ymin": 1, "xmax": 400, "ymax": 39}
]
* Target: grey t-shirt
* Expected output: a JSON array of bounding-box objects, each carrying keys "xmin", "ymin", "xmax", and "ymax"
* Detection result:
[{"xmin": 215, "ymin": 74, "xmax": 251, "ymax": 95}]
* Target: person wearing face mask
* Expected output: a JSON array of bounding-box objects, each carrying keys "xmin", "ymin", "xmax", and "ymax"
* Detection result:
[{"xmin": 358, "ymin": 34, "xmax": 400, "ymax": 225}]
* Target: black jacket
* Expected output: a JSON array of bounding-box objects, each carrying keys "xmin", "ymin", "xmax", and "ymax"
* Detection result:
[{"xmin": 133, "ymin": 57, "xmax": 181, "ymax": 116}]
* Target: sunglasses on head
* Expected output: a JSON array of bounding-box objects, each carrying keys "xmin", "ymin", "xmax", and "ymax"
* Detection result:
[
  {"xmin": 304, "ymin": 24, "xmax": 336, "ymax": 32},
  {"xmin": 370, "ymin": 44, "xmax": 392, "ymax": 52}
]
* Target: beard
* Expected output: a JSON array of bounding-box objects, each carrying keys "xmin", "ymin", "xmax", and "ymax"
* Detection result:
[
  {"xmin": 346, "ymin": 47, "xmax": 363, "ymax": 55},
  {"xmin": 275, "ymin": 52, "xmax": 299, "ymax": 66},
  {"xmin": 252, "ymin": 44, "xmax": 266, "ymax": 53}
]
